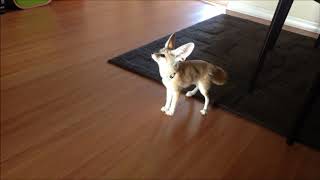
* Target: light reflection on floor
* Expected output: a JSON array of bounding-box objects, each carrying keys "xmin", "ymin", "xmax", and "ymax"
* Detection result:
[{"xmin": 197, "ymin": 2, "xmax": 226, "ymax": 21}]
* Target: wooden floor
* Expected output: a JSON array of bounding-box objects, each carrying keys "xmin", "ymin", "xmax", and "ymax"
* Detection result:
[{"xmin": 1, "ymin": 1, "xmax": 320, "ymax": 179}]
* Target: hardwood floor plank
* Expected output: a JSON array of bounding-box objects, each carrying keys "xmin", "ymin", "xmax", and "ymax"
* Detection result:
[{"xmin": 1, "ymin": 1, "xmax": 319, "ymax": 179}]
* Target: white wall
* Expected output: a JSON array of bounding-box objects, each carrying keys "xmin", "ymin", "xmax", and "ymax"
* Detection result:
[{"xmin": 227, "ymin": 0, "xmax": 320, "ymax": 33}]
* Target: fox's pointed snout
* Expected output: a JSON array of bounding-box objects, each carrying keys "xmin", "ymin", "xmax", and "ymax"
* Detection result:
[{"xmin": 151, "ymin": 53, "xmax": 158, "ymax": 61}]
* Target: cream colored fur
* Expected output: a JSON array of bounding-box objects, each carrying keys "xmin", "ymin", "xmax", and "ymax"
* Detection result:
[{"xmin": 151, "ymin": 33, "xmax": 227, "ymax": 116}]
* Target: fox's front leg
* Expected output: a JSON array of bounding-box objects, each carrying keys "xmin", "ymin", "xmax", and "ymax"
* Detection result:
[
  {"xmin": 165, "ymin": 90, "xmax": 179, "ymax": 116},
  {"xmin": 161, "ymin": 88, "xmax": 172, "ymax": 112}
]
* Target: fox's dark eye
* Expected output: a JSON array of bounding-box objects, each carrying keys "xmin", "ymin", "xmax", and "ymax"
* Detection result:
[{"xmin": 159, "ymin": 54, "xmax": 166, "ymax": 58}]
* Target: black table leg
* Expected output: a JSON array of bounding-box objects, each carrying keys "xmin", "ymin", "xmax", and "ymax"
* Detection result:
[
  {"xmin": 315, "ymin": 34, "xmax": 320, "ymax": 48},
  {"xmin": 249, "ymin": 0, "xmax": 294, "ymax": 92},
  {"xmin": 287, "ymin": 73, "xmax": 320, "ymax": 145}
]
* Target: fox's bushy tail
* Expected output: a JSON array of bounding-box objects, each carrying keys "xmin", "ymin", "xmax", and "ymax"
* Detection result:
[{"xmin": 210, "ymin": 65, "xmax": 228, "ymax": 86}]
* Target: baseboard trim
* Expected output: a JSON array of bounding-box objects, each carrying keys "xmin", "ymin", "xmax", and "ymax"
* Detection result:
[{"xmin": 227, "ymin": 2, "xmax": 320, "ymax": 34}]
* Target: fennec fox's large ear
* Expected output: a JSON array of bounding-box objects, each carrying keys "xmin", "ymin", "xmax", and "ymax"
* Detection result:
[
  {"xmin": 165, "ymin": 33, "xmax": 176, "ymax": 50},
  {"xmin": 172, "ymin": 43, "xmax": 195, "ymax": 61}
]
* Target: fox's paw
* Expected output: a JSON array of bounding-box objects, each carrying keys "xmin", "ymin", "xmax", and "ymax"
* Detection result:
[
  {"xmin": 200, "ymin": 109, "xmax": 207, "ymax": 116},
  {"xmin": 186, "ymin": 91, "xmax": 195, "ymax": 97},
  {"xmin": 165, "ymin": 110, "xmax": 174, "ymax": 116},
  {"xmin": 161, "ymin": 106, "xmax": 168, "ymax": 112}
]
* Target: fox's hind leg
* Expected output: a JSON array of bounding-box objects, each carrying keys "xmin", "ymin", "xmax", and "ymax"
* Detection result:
[
  {"xmin": 198, "ymin": 81, "xmax": 211, "ymax": 115},
  {"xmin": 186, "ymin": 86, "xmax": 198, "ymax": 97}
]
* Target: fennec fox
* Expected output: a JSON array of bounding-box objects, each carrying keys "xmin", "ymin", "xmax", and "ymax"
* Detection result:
[{"xmin": 151, "ymin": 33, "xmax": 227, "ymax": 116}]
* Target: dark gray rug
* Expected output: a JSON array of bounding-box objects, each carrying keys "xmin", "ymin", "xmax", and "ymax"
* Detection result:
[{"xmin": 108, "ymin": 14, "xmax": 320, "ymax": 150}]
